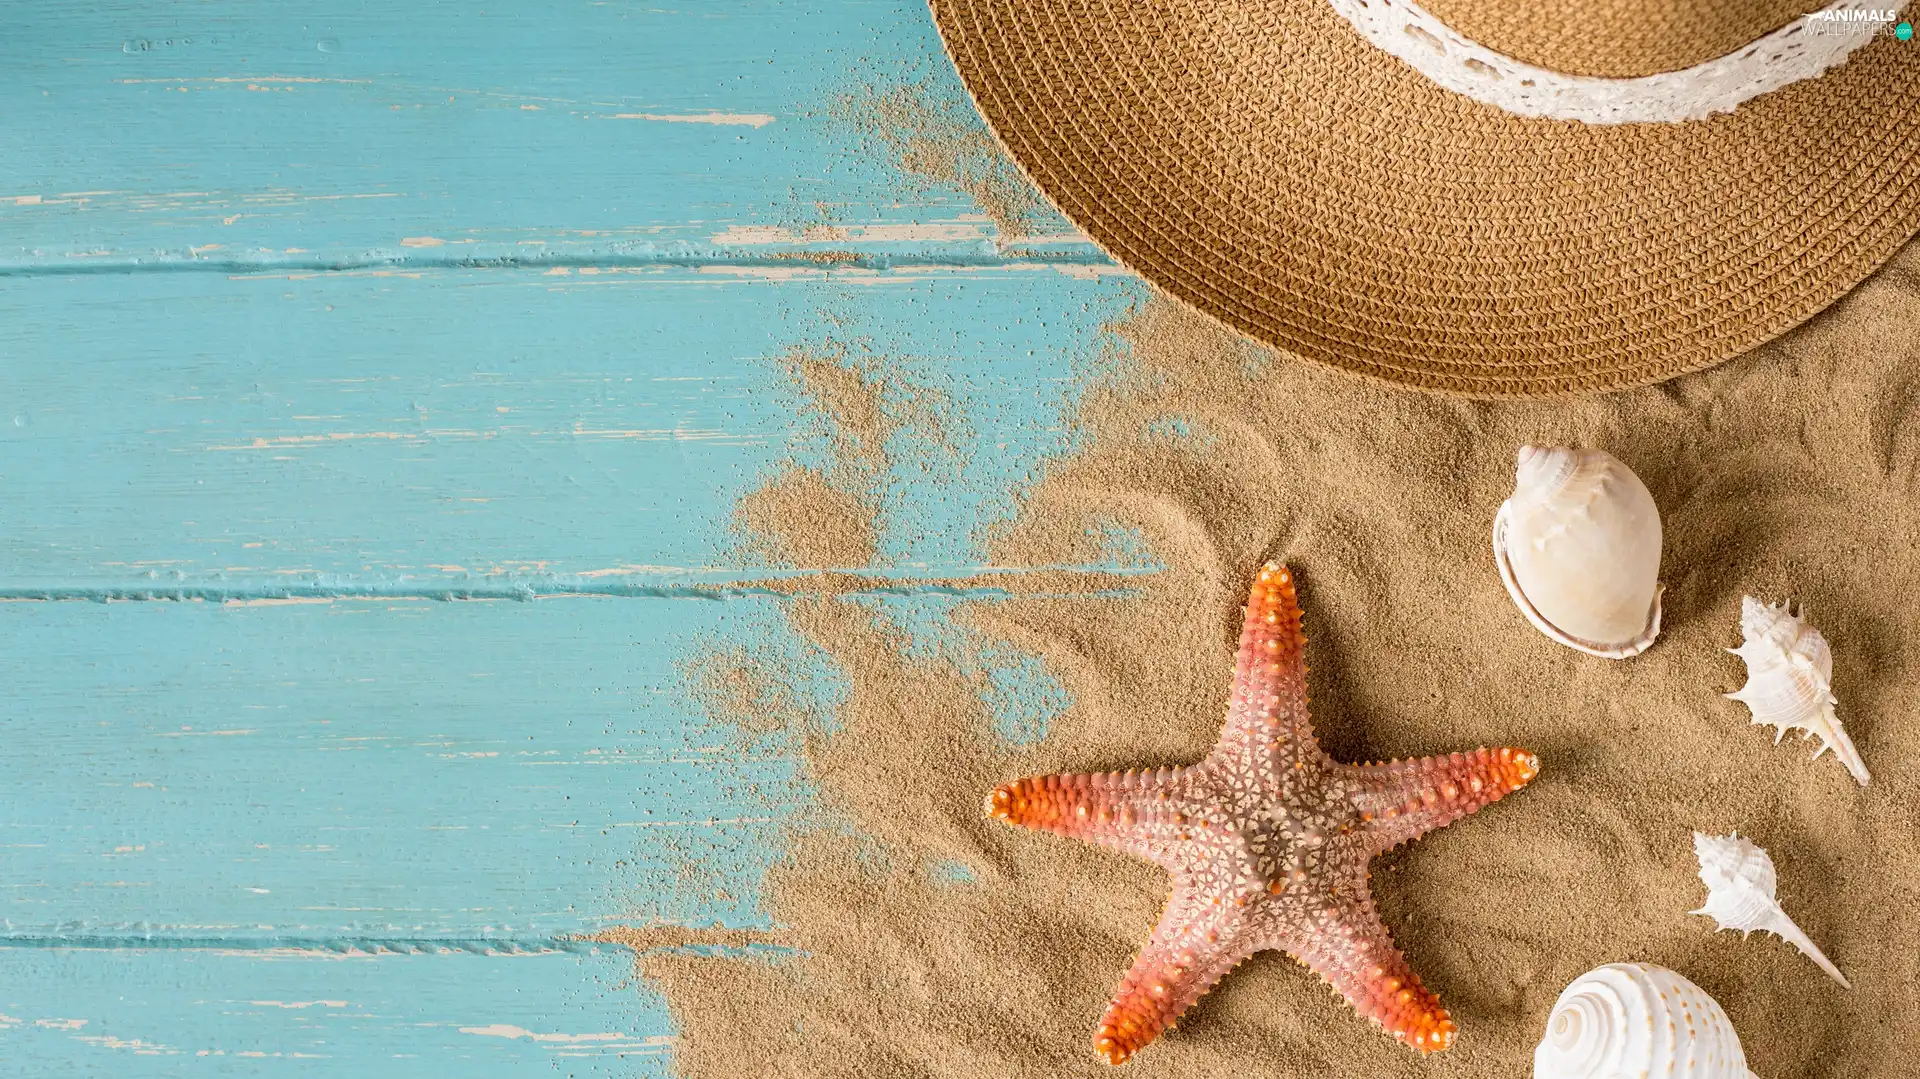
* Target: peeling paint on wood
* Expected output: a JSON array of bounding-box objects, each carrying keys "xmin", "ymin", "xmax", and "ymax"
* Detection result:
[
  {"xmin": 0, "ymin": 946, "xmax": 672, "ymax": 1076},
  {"xmin": 1, "ymin": 266, "xmax": 1135, "ymax": 592},
  {"xmin": 0, "ymin": 0, "xmax": 1139, "ymax": 1072}
]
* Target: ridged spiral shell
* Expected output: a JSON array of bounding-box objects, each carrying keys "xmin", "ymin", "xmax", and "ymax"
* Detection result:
[
  {"xmin": 1532, "ymin": 963, "xmax": 1755, "ymax": 1079},
  {"xmin": 1494, "ymin": 447, "xmax": 1664, "ymax": 659},
  {"xmin": 1691, "ymin": 831, "xmax": 1849, "ymax": 988},
  {"xmin": 1725, "ymin": 597, "xmax": 1869, "ymax": 786}
]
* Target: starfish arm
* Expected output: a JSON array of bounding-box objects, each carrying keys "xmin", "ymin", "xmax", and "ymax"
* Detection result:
[
  {"xmin": 1093, "ymin": 875, "xmax": 1257, "ymax": 1065},
  {"xmin": 1341, "ymin": 748, "xmax": 1540, "ymax": 856},
  {"xmin": 1207, "ymin": 562, "xmax": 1321, "ymax": 773},
  {"xmin": 987, "ymin": 767, "xmax": 1192, "ymax": 865},
  {"xmin": 1266, "ymin": 887, "xmax": 1457, "ymax": 1055}
]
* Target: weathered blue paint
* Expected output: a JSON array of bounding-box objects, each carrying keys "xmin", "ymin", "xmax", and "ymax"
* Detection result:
[
  {"xmin": 0, "ymin": 0, "xmax": 1145, "ymax": 1071},
  {"xmin": 0, "ymin": 945, "xmax": 673, "ymax": 1076},
  {"xmin": 1, "ymin": 266, "xmax": 1135, "ymax": 593},
  {"xmin": 0, "ymin": 0, "xmax": 1090, "ymax": 272},
  {"xmin": 0, "ymin": 598, "xmax": 804, "ymax": 937}
]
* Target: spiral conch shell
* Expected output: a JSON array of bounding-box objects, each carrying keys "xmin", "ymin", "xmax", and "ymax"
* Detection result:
[
  {"xmin": 1533, "ymin": 963, "xmax": 1756, "ymax": 1079},
  {"xmin": 1691, "ymin": 831, "xmax": 1850, "ymax": 989},
  {"xmin": 1494, "ymin": 447, "xmax": 1664, "ymax": 659},
  {"xmin": 1725, "ymin": 597, "xmax": 1869, "ymax": 786}
]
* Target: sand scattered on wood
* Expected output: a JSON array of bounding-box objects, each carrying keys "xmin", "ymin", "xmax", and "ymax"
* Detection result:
[
  {"xmin": 768, "ymin": 249, "xmax": 863, "ymax": 265},
  {"xmin": 732, "ymin": 465, "xmax": 878, "ymax": 571},
  {"xmin": 728, "ymin": 339, "xmax": 962, "ymax": 571},
  {"xmin": 831, "ymin": 81, "xmax": 1046, "ymax": 242}
]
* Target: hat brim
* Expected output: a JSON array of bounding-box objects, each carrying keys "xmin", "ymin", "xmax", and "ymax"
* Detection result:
[{"xmin": 930, "ymin": 0, "xmax": 1920, "ymax": 398}]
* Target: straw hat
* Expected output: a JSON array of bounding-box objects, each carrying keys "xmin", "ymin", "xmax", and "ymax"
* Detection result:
[{"xmin": 928, "ymin": 1, "xmax": 1920, "ymax": 397}]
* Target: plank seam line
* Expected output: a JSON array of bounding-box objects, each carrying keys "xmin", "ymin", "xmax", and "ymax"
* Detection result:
[
  {"xmin": 0, "ymin": 573, "xmax": 1155, "ymax": 605},
  {"xmin": 0, "ymin": 934, "xmax": 595, "ymax": 955},
  {"xmin": 0, "ymin": 933, "xmax": 793, "ymax": 957},
  {"xmin": 0, "ymin": 249, "xmax": 1116, "ymax": 279}
]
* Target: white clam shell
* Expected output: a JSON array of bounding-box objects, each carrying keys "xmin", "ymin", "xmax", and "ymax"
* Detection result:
[
  {"xmin": 1533, "ymin": 963, "xmax": 1757, "ymax": 1079},
  {"xmin": 1691, "ymin": 831, "xmax": 1850, "ymax": 989},
  {"xmin": 1725, "ymin": 597, "xmax": 1869, "ymax": 786},
  {"xmin": 1494, "ymin": 446, "xmax": 1664, "ymax": 659}
]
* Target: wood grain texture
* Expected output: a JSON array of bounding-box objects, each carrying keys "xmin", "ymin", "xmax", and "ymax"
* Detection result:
[
  {"xmin": 1, "ymin": 266, "xmax": 1134, "ymax": 593},
  {"xmin": 0, "ymin": 945, "xmax": 673, "ymax": 1076},
  {"xmin": 1, "ymin": 0, "xmax": 1139, "ymax": 1072},
  {"xmin": 0, "ymin": 597, "xmax": 810, "ymax": 939},
  {"xmin": 0, "ymin": 0, "xmax": 1097, "ymax": 272}
]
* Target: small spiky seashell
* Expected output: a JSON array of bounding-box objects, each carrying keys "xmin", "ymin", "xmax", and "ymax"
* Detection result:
[
  {"xmin": 1493, "ymin": 446, "xmax": 1664, "ymax": 659},
  {"xmin": 1725, "ymin": 597, "xmax": 1869, "ymax": 786},
  {"xmin": 1691, "ymin": 831, "xmax": 1849, "ymax": 989},
  {"xmin": 1532, "ymin": 962, "xmax": 1756, "ymax": 1079}
]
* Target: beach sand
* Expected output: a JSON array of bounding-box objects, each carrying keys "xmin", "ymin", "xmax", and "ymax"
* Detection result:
[{"xmin": 610, "ymin": 239, "xmax": 1920, "ymax": 1078}]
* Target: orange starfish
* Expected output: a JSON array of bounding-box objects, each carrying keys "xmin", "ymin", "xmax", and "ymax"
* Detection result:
[{"xmin": 988, "ymin": 563, "xmax": 1538, "ymax": 1064}]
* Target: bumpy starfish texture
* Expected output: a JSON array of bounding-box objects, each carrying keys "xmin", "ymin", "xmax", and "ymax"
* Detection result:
[{"xmin": 988, "ymin": 563, "xmax": 1538, "ymax": 1064}]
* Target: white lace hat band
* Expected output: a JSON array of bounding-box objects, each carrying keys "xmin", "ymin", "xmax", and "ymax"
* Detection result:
[{"xmin": 1331, "ymin": 0, "xmax": 1909, "ymax": 123}]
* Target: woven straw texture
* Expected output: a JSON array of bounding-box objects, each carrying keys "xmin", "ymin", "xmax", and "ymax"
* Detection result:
[
  {"xmin": 1415, "ymin": 0, "xmax": 1808, "ymax": 76},
  {"xmin": 929, "ymin": 0, "xmax": 1920, "ymax": 398}
]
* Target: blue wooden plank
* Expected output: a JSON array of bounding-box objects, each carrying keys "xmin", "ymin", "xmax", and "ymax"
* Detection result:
[
  {"xmin": 0, "ymin": 0, "xmax": 1092, "ymax": 272},
  {"xmin": 0, "ymin": 944, "xmax": 671, "ymax": 1077},
  {"xmin": 0, "ymin": 267, "xmax": 1138, "ymax": 592},
  {"xmin": 0, "ymin": 1, "xmax": 1143, "ymax": 1071},
  {"xmin": 0, "ymin": 596, "xmax": 822, "ymax": 940}
]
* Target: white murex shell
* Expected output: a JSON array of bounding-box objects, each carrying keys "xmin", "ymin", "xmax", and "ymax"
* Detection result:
[
  {"xmin": 1532, "ymin": 962, "xmax": 1757, "ymax": 1079},
  {"xmin": 1725, "ymin": 597, "xmax": 1869, "ymax": 786},
  {"xmin": 1691, "ymin": 831, "xmax": 1850, "ymax": 989},
  {"xmin": 1494, "ymin": 446, "xmax": 1664, "ymax": 659}
]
